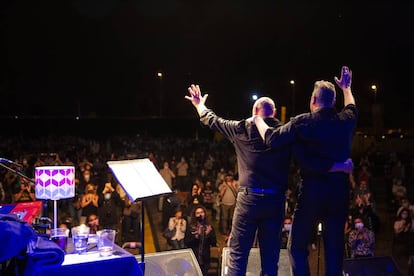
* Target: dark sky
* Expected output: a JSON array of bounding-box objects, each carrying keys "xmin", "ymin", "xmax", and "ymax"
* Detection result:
[{"xmin": 1, "ymin": 0, "xmax": 414, "ymax": 128}]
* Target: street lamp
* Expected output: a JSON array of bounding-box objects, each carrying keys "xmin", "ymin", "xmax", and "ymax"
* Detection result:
[
  {"xmin": 290, "ymin": 80, "xmax": 295, "ymax": 116},
  {"xmin": 371, "ymin": 84, "xmax": 377, "ymax": 103},
  {"xmin": 157, "ymin": 71, "xmax": 163, "ymax": 117},
  {"xmin": 370, "ymin": 84, "xmax": 382, "ymax": 137}
]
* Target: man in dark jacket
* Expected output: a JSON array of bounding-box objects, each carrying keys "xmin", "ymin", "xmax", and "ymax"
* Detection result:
[
  {"xmin": 185, "ymin": 84, "xmax": 351, "ymax": 276},
  {"xmin": 255, "ymin": 66, "xmax": 357, "ymax": 275}
]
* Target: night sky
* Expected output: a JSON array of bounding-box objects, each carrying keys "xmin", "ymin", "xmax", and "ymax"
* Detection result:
[{"xmin": 1, "ymin": 1, "xmax": 413, "ymax": 128}]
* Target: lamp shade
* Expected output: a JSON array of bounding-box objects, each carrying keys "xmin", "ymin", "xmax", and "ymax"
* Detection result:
[{"xmin": 35, "ymin": 166, "xmax": 75, "ymax": 200}]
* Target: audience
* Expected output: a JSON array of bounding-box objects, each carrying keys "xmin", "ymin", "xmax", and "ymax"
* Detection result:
[{"xmin": 1, "ymin": 132, "xmax": 414, "ymax": 273}]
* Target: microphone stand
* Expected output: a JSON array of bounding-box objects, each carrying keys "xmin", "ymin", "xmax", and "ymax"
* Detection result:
[
  {"xmin": 0, "ymin": 162, "xmax": 34, "ymax": 184},
  {"xmin": 0, "ymin": 162, "xmax": 48, "ymax": 226},
  {"xmin": 198, "ymin": 218, "xmax": 206, "ymax": 268},
  {"xmin": 316, "ymin": 223, "xmax": 323, "ymax": 276}
]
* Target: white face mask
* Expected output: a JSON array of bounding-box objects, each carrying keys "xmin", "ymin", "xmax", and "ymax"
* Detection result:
[
  {"xmin": 355, "ymin": 222, "xmax": 364, "ymax": 229},
  {"xmin": 284, "ymin": 224, "xmax": 292, "ymax": 232},
  {"xmin": 401, "ymin": 214, "xmax": 408, "ymax": 219},
  {"xmin": 104, "ymin": 193, "xmax": 111, "ymax": 200}
]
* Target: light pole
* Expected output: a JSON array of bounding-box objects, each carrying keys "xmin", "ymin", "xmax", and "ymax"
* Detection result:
[
  {"xmin": 371, "ymin": 84, "xmax": 377, "ymax": 103},
  {"xmin": 157, "ymin": 71, "xmax": 163, "ymax": 117},
  {"xmin": 290, "ymin": 80, "xmax": 295, "ymax": 117},
  {"xmin": 370, "ymin": 84, "xmax": 382, "ymax": 136}
]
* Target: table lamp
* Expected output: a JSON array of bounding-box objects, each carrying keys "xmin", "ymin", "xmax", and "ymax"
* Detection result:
[{"xmin": 35, "ymin": 166, "xmax": 75, "ymax": 229}]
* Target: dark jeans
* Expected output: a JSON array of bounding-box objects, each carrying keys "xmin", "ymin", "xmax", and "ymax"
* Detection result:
[
  {"xmin": 288, "ymin": 175, "xmax": 350, "ymax": 276},
  {"xmin": 227, "ymin": 191, "xmax": 286, "ymax": 276}
]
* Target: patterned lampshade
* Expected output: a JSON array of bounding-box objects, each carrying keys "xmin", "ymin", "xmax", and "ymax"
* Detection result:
[{"xmin": 35, "ymin": 166, "xmax": 75, "ymax": 200}]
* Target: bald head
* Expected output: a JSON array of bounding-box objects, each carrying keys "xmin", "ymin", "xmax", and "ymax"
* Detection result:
[
  {"xmin": 252, "ymin": 97, "xmax": 276, "ymax": 118},
  {"xmin": 310, "ymin": 80, "xmax": 336, "ymax": 112}
]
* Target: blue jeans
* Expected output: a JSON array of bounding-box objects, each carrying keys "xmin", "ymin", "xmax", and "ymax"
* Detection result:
[{"xmin": 227, "ymin": 191, "xmax": 286, "ymax": 276}]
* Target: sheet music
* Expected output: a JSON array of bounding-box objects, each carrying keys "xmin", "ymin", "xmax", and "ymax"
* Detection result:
[{"xmin": 107, "ymin": 158, "xmax": 172, "ymax": 201}]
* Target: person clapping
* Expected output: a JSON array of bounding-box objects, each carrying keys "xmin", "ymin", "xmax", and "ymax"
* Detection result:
[{"xmin": 166, "ymin": 209, "xmax": 187, "ymax": 250}]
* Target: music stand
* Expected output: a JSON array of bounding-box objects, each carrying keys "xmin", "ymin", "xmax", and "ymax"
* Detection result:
[{"xmin": 107, "ymin": 158, "xmax": 172, "ymax": 274}]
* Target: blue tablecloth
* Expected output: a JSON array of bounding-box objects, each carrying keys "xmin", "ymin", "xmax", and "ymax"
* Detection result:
[{"xmin": 26, "ymin": 241, "xmax": 143, "ymax": 276}]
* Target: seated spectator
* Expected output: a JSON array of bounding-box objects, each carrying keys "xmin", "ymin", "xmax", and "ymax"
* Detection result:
[
  {"xmin": 350, "ymin": 195, "xmax": 380, "ymax": 232},
  {"xmin": 87, "ymin": 213, "xmax": 100, "ymax": 234},
  {"xmin": 186, "ymin": 183, "xmax": 204, "ymax": 216},
  {"xmin": 80, "ymin": 184, "xmax": 99, "ymax": 224},
  {"xmin": 392, "ymin": 178, "xmax": 407, "ymax": 203},
  {"xmin": 14, "ymin": 179, "xmax": 35, "ymax": 203},
  {"xmin": 98, "ymin": 182, "xmax": 122, "ymax": 230},
  {"xmin": 201, "ymin": 180, "xmax": 218, "ymax": 220},
  {"xmin": 162, "ymin": 189, "xmax": 184, "ymax": 230},
  {"xmin": 354, "ymin": 180, "xmax": 371, "ymax": 200},
  {"xmin": 393, "ymin": 207, "xmax": 414, "ymax": 264},
  {"xmin": 396, "ymin": 197, "xmax": 414, "ymax": 231},
  {"xmin": 122, "ymin": 198, "xmax": 141, "ymax": 242},
  {"xmin": 165, "ymin": 208, "xmax": 187, "ymax": 250},
  {"xmin": 348, "ymin": 216, "xmax": 375, "ymax": 258},
  {"xmin": 394, "ymin": 208, "xmax": 412, "ymax": 239}
]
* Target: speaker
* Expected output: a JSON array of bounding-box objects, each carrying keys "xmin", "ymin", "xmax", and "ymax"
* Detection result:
[
  {"xmin": 136, "ymin": 248, "xmax": 202, "ymax": 276},
  {"xmin": 221, "ymin": 247, "xmax": 291, "ymax": 276},
  {"xmin": 343, "ymin": 256, "xmax": 402, "ymax": 276}
]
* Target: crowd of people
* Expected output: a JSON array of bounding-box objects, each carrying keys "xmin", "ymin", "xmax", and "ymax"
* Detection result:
[
  {"xmin": 0, "ymin": 132, "xmax": 238, "ymax": 274},
  {"xmin": 1, "ymin": 130, "xmax": 414, "ymax": 274}
]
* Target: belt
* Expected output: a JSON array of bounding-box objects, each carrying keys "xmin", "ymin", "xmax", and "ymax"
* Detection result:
[{"xmin": 238, "ymin": 187, "xmax": 279, "ymax": 195}]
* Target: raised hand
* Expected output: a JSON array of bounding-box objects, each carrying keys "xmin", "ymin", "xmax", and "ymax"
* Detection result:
[
  {"xmin": 343, "ymin": 158, "xmax": 354, "ymax": 174},
  {"xmin": 334, "ymin": 66, "xmax": 352, "ymax": 89},
  {"xmin": 185, "ymin": 84, "xmax": 208, "ymax": 107}
]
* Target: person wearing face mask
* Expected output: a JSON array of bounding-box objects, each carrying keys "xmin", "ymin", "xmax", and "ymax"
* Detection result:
[
  {"xmin": 393, "ymin": 207, "xmax": 414, "ymax": 271},
  {"xmin": 396, "ymin": 197, "xmax": 414, "ymax": 231},
  {"xmin": 98, "ymin": 182, "xmax": 123, "ymax": 231},
  {"xmin": 348, "ymin": 216, "xmax": 375, "ymax": 258},
  {"xmin": 281, "ymin": 216, "xmax": 293, "ymax": 249}
]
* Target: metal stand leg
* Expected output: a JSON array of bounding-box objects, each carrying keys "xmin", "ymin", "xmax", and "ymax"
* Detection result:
[{"xmin": 138, "ymin": 200, "xmax": 145, "ymax": 274}]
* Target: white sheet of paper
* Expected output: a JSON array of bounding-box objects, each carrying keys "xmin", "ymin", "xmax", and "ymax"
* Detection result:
[{"xmin": 107, "ymin": 158, "xmax": 172, "ymax": 201}]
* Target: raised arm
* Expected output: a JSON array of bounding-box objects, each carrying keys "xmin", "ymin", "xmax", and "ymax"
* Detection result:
[{"xmin": 334, "ymin": 66, "xmax": 355, "ymax": 106}]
